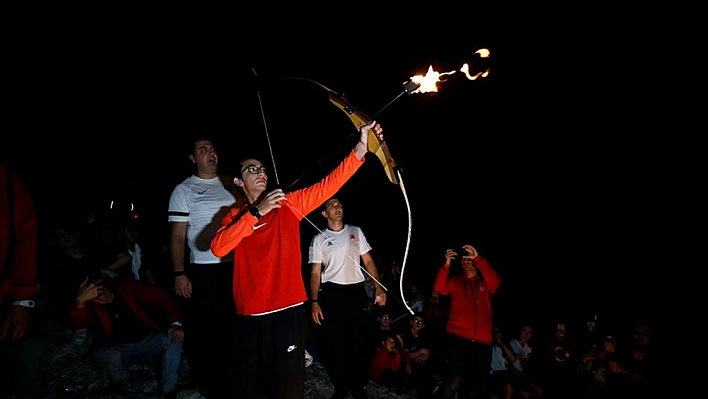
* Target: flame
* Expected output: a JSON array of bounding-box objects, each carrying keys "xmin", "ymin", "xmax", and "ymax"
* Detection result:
[
  {"xmin": 460, "ymin": 64, "xmax": 490, "ymax": 80},
  {"xmin": 410, "ymin": 48, "xmax": 491, "ymax": 93},
  {"xmin": 475, "ymin": 48, "xmax": 490, "ymax": 58},
  {"xmin": 410, "ymin": 65, "xmax": 456, "ymax": 93}
]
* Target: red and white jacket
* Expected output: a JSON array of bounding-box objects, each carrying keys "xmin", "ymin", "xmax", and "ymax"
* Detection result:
[
  {"xmin": 433, "ymin": 256, "xmax": 502, "ymax": 345},
  {"xmin": 0, "ymin": 164, "xmax": 38, "ymax": 305}
]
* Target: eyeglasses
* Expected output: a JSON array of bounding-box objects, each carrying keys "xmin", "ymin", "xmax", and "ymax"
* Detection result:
[
  {"xmin": 380, "ymin": 315, "xmax": 390, "ymax": 320},
  {"xmin": 241, "ymin": 165, "xmax": 268, "ymax": 175},
  {"xmin": 413, "ymin": 319, "xmax": 425, "ymax": 325}
]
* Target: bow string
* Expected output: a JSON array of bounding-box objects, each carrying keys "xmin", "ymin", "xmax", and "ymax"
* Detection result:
[{"xmin": 253, "ymin": 70, "xmax": 418, "ymax": 316}]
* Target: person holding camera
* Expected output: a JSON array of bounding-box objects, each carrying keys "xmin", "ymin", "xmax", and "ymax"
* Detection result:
[
  {"xmin": 68, "ymin": 272, "xmax": 185, "ymax": 399},
  {"xmin": 432, "ymin": 244, "xmax": 502, "ymax": 399}
]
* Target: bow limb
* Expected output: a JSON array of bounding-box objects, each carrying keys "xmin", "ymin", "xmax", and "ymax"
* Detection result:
[
  {"xmin": 327, "ymin": 92, "xmax": 415, "ymax": 316},
  {"xmin": 327, "ymin": 93, "xmax": 399, "ymax": 185},
  {"xmin": 397, "ymin": 168, "xmax": 414, "ymax": 315}
]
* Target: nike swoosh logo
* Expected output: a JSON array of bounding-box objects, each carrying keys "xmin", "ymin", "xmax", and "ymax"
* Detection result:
[
  {"xmin": 253, "ymin": 223, "xmax": 267, "ymax": 230},
  {"xmin": 287, "ymin": 345, "xmax": 296, "ymax": 352},
  {"xmin": 197, "ymin": 189, "xmax": 207, "ymax": 194}
]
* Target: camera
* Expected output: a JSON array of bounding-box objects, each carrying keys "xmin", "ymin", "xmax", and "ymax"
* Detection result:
[
  {"xmin": 87, "ymin": 270, "xmax": 103, "ymax": 285},
  {"xmin": 460, "ymin": 248, "xmax": 469, "ymax": 257}
]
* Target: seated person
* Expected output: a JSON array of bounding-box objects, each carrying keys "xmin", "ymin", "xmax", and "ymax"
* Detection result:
[
  {"xmin": 116, "ymin": 221, "xmax": 156, "ymax": 285},
  {"xmin": 577, "ymin": 333, "xmax": 618, "ymax": 398},
  {"xmin": 365, "ymin": 309, "xmax": 395, "ymax": 366},
  {"xmin": 605, "ymin": 322, "xmax": 655, "ymax": 398},
  {"xmin": 489, "ymin": 326, "xmax": 515, "ymax": 399},
  {"xmin": 400, "ymin": 313, "xmax": 437, "ymax": 398},
  {"xmin": 509, "ymin": 324, "xmax": 545, "ymax": 399},
  {"xmin": 67, "ymin": 271, "xmax": 184, "ymax": 398},
  {"xmin": 370, "ymin": 331, "xmax": 409, "ymax": 393}
]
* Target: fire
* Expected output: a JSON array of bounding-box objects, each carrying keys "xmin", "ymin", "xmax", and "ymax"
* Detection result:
[
  {"xmin": 410, "ymin": 66, "xmax": 457, "ymax": 94},
  {"xmin": 409, "ymin": 48, "xmax": 491, "ymax": 93},
  {"xmin": 460, "ymin": 64, "xmax": 490, "ymax": 80}
]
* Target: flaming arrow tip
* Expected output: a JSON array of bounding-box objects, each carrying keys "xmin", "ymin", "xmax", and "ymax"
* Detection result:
[{"xmin": 403, "ymin": 80, "xmax": 422, "ymax": 94}]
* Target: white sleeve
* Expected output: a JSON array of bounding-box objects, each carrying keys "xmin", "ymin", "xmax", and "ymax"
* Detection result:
[
  {"xmin": 167, "ymin": 184, "xmax": 190, "ymax": 223},
  {"xmin": 308, "ymin": 234, "xmax": 323, "ymax": 264},
  {"xmin": 356, "ymin": 227, "xmax": 373, "ymax": 256}
]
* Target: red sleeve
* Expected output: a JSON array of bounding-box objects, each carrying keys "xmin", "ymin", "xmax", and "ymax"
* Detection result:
[
  {"xmin": 211, "ymin": 204, "xmax": 255, "ymax": 258},
  {"xmin": 67, "ymin": 304, "xmax": 95, "ymax": 330},
  {"xmin": 133, "ymin": 280, "xmax": 182, "ymax": 325},
  {"xmin": 474, "ymin": 256, "xmax": 502, "ymax": 293},
  {"xmin": 433, "ymin": 263, "xmax": 451, "ymax": 295},
  {"xmin": 286, "ymin": 150, "xmax": 365, "ymax": 218},
  {"xmin": 370, "ymin": 347, "xmax": 402, "ymax": 382},
  {"xmin": 1, "ymin": 167, "xmax": 38, "ymax": 302}
]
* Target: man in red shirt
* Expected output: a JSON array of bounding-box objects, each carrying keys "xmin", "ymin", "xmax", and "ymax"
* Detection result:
[
  {"xmin": 433, "ymin": 244, "xmax": 502, "ymax": 399},
  {"xmin": 211, "ymin": 120, "xmax": 383, "ymax": 399}
]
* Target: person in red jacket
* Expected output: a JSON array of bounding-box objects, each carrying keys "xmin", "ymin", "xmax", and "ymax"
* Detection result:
[
  {"xmin": 370, "ymin": 331, "xmax": 409, "ymax": 393},
  {"xmin": 0, "ymin": 162, "xmax": 43, "ymax": 399},
  {"xmin": 433, "ymin": 244, "xmax": 502, "ymax": 399},
  {"xmin": 68, "ymin": 274, "xmax": 185, "ymax": 398},
  {"xmin": 211, "ymin": 120, "xmax": 384, "ymax": 399}
]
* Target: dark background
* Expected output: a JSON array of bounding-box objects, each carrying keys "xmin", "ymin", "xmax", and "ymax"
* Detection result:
[{"xmin": 4, "ymin": 11, "xmax": 675, "ymax": 337}]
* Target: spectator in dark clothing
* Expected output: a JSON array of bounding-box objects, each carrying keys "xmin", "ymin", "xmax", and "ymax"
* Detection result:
[
  {"xmin": 400, "ymin": 313, "xmax": 437, "ymax": 398},
  {"xmin": 605, "ymin": 322, "xmax": 655, "ymax": 399}
]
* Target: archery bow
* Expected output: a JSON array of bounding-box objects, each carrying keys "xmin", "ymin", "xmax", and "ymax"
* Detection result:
[
  {"xmin": 325, "ymin": 88, "xmax": 416, "ymax": 316},
  {"xmin": 253, "ymin": 71, "xmax": 419, "ymax": 315}
]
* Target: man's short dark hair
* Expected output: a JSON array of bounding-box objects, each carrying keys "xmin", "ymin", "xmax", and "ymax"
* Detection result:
[
  {"xmin": 187, "ymin": 134, "xmax": 217, "ymax": 155},
  {"xmin": 230, "ymin": 154, "xmax": 269, "ymax": 179}
]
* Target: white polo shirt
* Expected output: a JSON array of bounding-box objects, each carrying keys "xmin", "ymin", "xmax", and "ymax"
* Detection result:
[
  {"xmin": 308, "ymin": 224, "xmax": 372, "ymax": 285},
  {"xmin": 168, "ymin": 174, "xmax": 238, "ymax": 264}
]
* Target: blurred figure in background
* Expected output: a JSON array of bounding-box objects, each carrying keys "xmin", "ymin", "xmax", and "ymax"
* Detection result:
[
  {"xmin": 0, "ymin": 162, "xmax": 44, "ymax": 399},
  {"xmin": 605, "ymin": 322, "xmax": 655, "ymax": 398}
]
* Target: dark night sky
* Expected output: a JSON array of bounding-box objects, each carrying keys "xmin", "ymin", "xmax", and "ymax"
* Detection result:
[{"xmin": 5, "ymin": 13, "xmax": 674, "ymax": 335}]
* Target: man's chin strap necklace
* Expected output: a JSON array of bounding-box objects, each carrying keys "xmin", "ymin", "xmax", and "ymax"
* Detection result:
[{"xmin": 252, "ymin": 68, "xmax": 419, "ymax": 316}]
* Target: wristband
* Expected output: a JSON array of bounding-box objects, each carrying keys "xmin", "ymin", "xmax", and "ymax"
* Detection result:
[
  {"xmin": 13, "ymin": 300, "xmax": 35, "ymax": 308},
  {"xmin": 249, "ymin": 206, "xmax": 262, "ymax": 220},
  {"xmin": 171, "ymin": 321, "xmax": 183, "ymax": 327},
  {"xmin": 173, "ymin": 270, "xmax": 186, "ymax": 277},
  {"xmin": 311, "ymin": 299, "xmax": 318, "ymax": 303}
]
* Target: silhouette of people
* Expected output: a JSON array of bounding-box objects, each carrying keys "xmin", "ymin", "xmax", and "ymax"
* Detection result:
[{"xmin": 605, "ymin": 321, "xmax": 655, "ymax": 398}]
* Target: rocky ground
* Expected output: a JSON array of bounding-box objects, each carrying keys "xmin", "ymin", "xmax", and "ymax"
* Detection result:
[{"xmin": 29, "ymin": 318, "xmax": 419, "ymax": 399}]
